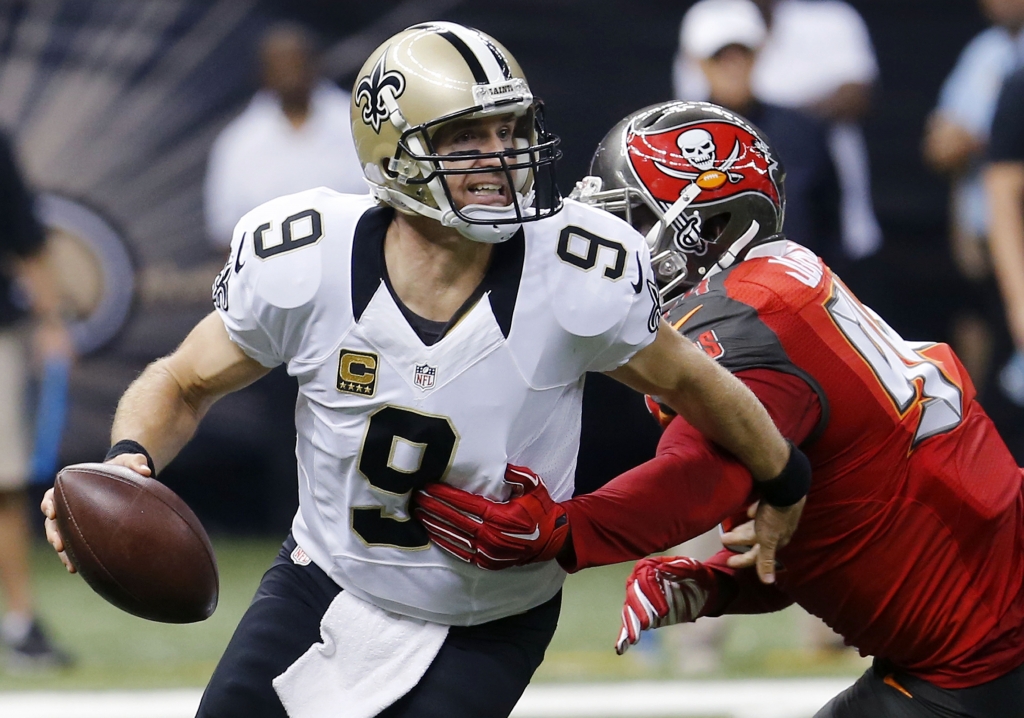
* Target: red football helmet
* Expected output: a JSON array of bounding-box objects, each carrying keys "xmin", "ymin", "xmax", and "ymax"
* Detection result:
[{"xmin": 574, "ymin": 101, "xmax": 786, "ymax": 297}]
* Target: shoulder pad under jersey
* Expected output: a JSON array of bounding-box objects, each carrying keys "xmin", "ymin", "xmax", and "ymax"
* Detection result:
[
  {"xmin": 229, "ymin": 188, "xmax": 374, "ymax": 310},
  {"xmin": 664, "ymin": 246, "xmax": 825, "ymax": 402},
  {"xmin": 531, "ymin": 199, "xmax": 658, "ymax": 338},
  {"xmin": 216, "ymin": 188, "xmax": 375, "ymax": 366},
  {"xmin": 736, "ymin": 240, "xmax": 828, "ymax": 298}
]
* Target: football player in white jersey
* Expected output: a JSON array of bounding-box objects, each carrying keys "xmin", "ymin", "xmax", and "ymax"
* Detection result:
[{"xmin": 41, "ymin": 23, "xmax": 809, "ymax": 718}]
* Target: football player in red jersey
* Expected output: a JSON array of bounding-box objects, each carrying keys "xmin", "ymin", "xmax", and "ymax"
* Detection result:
[{"xmin": 415, "ymin": 101, "xmax": 1024, "ymax": 717}]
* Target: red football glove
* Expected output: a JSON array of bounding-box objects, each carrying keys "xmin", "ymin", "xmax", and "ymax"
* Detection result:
[
  {"xmin": 616, "ymin": 556, "xmax": 720, "ymax": 655},
  {"xmin": 644, "ymin": 395, "xmax": 676, "ymax": 429},
  {"xmin": 414, "ymin": 464, "xmax": 569, "ymax": 571}
]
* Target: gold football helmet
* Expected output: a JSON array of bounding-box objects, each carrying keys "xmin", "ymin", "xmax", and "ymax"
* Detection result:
[{"xmin": 351, "ymin": 22, "xmax": 562, "ymax": 243}]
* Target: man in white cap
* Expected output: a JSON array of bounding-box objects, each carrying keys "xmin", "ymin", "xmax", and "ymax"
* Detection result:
[
  {"xmin": 680, "ymin": 0, "xmax": 840, "ymax": 264},
  {"xmin": 676, "ymin": 0, "xmax": 881, "ymax": 265}
]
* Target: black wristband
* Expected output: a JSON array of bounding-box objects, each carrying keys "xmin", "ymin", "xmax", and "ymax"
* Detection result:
[
  {"xmin": 755, "ymin": 441, "xmax": 811, "ymax": 508},
  {"xmin": 105, "ymin": 439, "xmax": 157, "ymax": 478}
]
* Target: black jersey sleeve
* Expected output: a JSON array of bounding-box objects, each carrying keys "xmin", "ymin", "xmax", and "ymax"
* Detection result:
[{"xmin": 989, "ymin": 68, "xmax": 1024, "ymax": 163}]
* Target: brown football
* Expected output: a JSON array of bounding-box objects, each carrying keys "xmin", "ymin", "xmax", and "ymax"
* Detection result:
[{"xmin": 53, "ymin": 462, "xmax": 218, "ymax": 623}]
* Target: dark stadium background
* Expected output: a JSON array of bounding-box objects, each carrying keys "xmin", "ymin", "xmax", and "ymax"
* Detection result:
[{"xmin": 0, "ymin": 0, "xmax": 986, "ymax": 533}]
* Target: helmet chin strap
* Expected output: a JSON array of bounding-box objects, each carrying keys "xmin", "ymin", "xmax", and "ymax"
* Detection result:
[
  {"xmin": 429, "ymin": 175, "xmax": 528, "ymax": 243},
  {"xmin": 660, "ymin": 218, "xmax": 763, "ymax": 299},
  {"xmin": 645, "ymin": 183, "xmax": 703, "ymax": 250},
  {"xmin": 444, "ymin": 199, "xmax": 533, "ymax": 243},
  {"xmin": 650, "ymin": 185, "xmax": 763, "ymax": 299},
  {"xmin": 714, "ymin": 220, "xmax": 761, "ymax": 271}
]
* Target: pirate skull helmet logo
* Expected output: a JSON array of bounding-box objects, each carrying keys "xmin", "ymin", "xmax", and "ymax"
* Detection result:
[
  {"xmin": 678, "ymin": 128, "xmax": 716, "ymax": 171},
  {"xmin": 583, "ymin": 102, "xmax": 785, "ymax": 297}
]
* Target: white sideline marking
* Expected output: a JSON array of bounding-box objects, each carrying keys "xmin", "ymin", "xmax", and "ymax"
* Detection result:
[
  {"xmin": 0, "ymin": 689, "xmax": 203, "ymax": 717},
  {"xmin": 0, "ymin": 678, "xmax": 854, "ymax": 718},
  {"xmin": 512, "ymin": 679, "xmax": 855, "ymax": 717}
]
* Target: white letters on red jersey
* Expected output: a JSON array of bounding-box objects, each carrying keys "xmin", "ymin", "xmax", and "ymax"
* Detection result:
[{"xmin": 214, "ymin": 188, "xmax": 658, "ymax": 625}]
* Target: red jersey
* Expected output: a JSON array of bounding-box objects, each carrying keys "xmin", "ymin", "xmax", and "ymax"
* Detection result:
[{"xmin": 565, "ymin": 240, "xmax": 1024, "ymax": 689}]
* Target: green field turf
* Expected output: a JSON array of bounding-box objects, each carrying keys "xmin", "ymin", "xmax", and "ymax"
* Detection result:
[{"xmin": 0, "ymin": 539, "xmax": 868, "ymax": 690}]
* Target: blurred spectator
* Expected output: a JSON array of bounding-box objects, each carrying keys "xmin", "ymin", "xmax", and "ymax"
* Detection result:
[
  {"xmin": 674, "ymin": 0, "xmax": 882, "ymax": 267},
  {"xmin": 925, "ymin": 0, "xmax": 1024, "ymax": 456},
  {"xmin": 199, "ymin": 23, "xmax": 367, "ymax": 535},
  {"xmin": 985, "ymin": 68, "xmax": 1024, "ymax": 446},
  {"xmin": 924, "ymin": 0, "xmax": 1024, "ymax": 253},
  {"xmin": 681, "ymin": 0, "xmax": 840, "ymax": 262},
  {"xmin": 988, "ymin": 67, "xmax": 1024, "ymax": 347},
  {"xmin": 0, "ymin": 129, "xmax": 72, "ymax": 668},
  {"xmin": 204, "ymin": 23, "xmax": 366, "ymax": 249}
]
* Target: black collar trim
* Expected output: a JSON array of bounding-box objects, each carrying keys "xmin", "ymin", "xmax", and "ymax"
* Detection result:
[
  {"xmin": 350, "ymin": 205, "xmax": 392, "ymax": 322},
  {"xmin": 350, "ymin": 205, "xmax": 524, "ymax": 340},
  {"xmin": 484, "ymin": 228, "xmax": 524, "ymax": 338}
]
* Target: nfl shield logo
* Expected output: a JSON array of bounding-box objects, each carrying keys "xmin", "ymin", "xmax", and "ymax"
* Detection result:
[{"xmin": 414, "ymin": 363, "xmax": 437, "ymax": 390}]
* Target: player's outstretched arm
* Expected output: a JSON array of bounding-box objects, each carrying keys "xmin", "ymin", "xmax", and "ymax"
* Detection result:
[
  {"xmin": 415, "ymin": 368, "xmax": 818, "ymax": 577},
  {"xmin": 606, "ymin": 319, "xmax": 810, "ymax": 583},
  {"xmin": 608, "ymin": 318, "xmax": 788, "ymax": 480},
  {"xmin": 415, "ymin": 413, "xmax": 753, "ymax": 572},
  {"xmin": 109, "ymin": 311, "xmax": 270, "ymax": 472},
  {"xmin": 41, "ymin": 312, "xmax": 269, "ymax": 572}
]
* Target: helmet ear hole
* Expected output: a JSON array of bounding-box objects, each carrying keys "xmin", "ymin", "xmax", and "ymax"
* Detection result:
[{"xmin": 701, "ymin": 213, "xmax": 731, "ymax": 242}]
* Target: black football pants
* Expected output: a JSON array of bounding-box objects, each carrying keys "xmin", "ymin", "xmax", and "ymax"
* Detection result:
[
  {"xmin": 815, "ymin": 658, "xmax": 1024, "ymax": 718},
  {"xmin": 196, "ymin": 535, "xmax": 561, "ymax": 718}
]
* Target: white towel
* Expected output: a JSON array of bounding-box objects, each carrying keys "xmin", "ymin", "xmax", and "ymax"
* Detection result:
[{"xmin": 272, "ymin": 590, "xmax": 449, "ymax": 718}]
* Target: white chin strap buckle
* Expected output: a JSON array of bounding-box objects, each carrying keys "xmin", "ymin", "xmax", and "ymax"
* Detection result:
[
  {"xmin": 445, "ymin": 191, "xmax": 536, "ymax": 244},
  {"xmin": 441, "ymin": 207, "xmax": 521, "ymax": 244},
  {"xmin": 645, "ymin": 183, "xmax": 702, "ymax": 250}
]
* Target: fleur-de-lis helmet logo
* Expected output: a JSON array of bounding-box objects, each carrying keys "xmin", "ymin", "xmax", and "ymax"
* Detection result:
[{"xmin": 355, "ymin": 51, "xmax": 406, "ymax": 134}]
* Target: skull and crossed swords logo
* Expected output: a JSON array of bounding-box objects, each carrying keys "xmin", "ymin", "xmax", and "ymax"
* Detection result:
[
  {"xmin": 654, "ymin": 128, "xmax": 745, "ymax": 190},
  {"xmin": 625, "ymin": 118, "xmax": 780, "ymax": 260}
]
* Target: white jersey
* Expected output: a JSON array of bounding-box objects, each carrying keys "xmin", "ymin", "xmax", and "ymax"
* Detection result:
[{"xmin": 214, "ymin": 189, "xmax": 659, "ymax": 625}]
